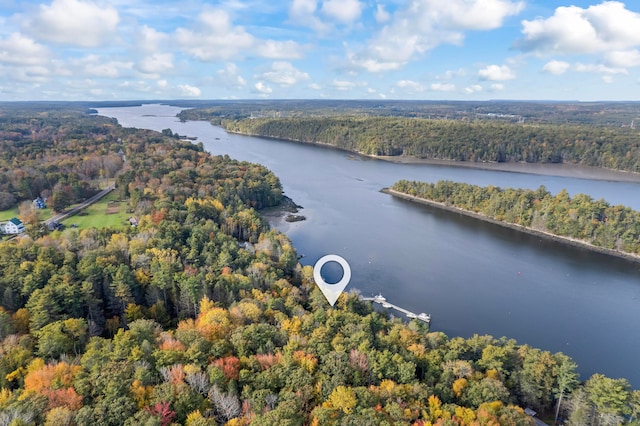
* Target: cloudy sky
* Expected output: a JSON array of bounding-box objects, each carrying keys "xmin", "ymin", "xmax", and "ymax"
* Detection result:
[{"xmin": 1, "ymin": 0, "xmax": 639, "ymax": 101}]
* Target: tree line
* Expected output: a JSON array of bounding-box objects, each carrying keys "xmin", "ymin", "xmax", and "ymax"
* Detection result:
[
  {"xmin": 176, "ymin": 100, "xmax": 640, "ymax": 127},
  {"xmin": 391, "ymin": 180, "xmax": 640, "ymax": 255},
  {"xmin": 206, "ymin": 116, "xmax": 640, "ymax": 173},
  {"xmin": 0, "ymin": 108, "xmax": 638, "ymax": 425}
]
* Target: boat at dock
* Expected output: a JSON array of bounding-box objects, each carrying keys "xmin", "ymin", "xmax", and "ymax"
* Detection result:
[{"xmin": 360, "ymin": 293, "xmax": 431, "ymax": 324}]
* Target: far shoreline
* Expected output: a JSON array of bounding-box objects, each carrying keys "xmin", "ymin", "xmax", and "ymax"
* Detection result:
[
  {"xmin": 382, "ymin": 187, "xmax": 640, "ymax": 265},
  {"xmin": 371, "ymin": 155, "xmax": 640, "ymax": 183},
  {"xmin": 220, "ymin": 127, "xmax": 640, "ymax": 183}
]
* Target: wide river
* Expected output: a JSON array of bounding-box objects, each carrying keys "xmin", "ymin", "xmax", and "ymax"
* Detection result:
[{"xmin": 98, "ymin": 104, "xmax": 640, "ymax": 388}]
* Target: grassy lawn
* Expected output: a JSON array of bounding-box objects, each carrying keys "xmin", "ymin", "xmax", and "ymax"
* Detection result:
[
  {"xmin": 1, "ymin": 205, "xmax": 56, "ymax": 222},
  {"xmin": 61, "ymin": 192, "xmax": 131, "ymax": 230},
  {"xmin": 0, "ymin": 206, "xmax": 19, "ymax": 221},
  {"xmin": 2, "ymin": 192, "xmax": 131, "ymax": 231}
]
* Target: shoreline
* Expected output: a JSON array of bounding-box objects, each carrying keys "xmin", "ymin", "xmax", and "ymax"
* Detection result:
[
  {"xmin": 382, "ymin": 187, "xmax": 640, "ymax": 265},
  {"xmin": 371, "ymin": 156, "xmax": 640, "ymax": 183},
  {"xmin": 259, "ymin": 195, "xmax": 306, "ymax": 223},
  {"xmin": 221, "ymin": 127, "xmax": 640, "ymax": 183}
]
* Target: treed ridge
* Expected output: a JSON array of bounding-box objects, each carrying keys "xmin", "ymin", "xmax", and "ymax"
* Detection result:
[{"xmin": 207, "ymin": 116, "xmax": 640, "ymax": 173}]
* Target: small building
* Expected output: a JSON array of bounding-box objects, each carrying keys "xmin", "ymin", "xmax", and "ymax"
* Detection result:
[
  {"xmin": 4, "ymin": 218, "xmax": 25, "ymax": 234},
  {"xmin": 47, "ymin": 221, "xmax": 63, "ymax": 231},
  {"xmin": 33, "ymin": 197, "xmax": 46, "ymax": 209}
]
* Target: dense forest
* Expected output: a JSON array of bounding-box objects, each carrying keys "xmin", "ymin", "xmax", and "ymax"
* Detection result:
[
  {"xmin": 390, "ymin": 180, "xmax": 640, "ymax": 256},
  {"xmin": 0, "ymin": 108, "xmax": 124, "ymax": 212},
  {"xmin": 1, "ymin": 108, "xmax": 639, "ymax": 425},
  {"xmin": 206, "ymin": 116, "xmax": 640, "ymax": 173}
]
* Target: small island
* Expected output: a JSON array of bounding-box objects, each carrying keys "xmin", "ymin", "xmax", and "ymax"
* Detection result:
[{"xmin": 385, "ymin": 180, "xmax": 640, "ymax": 263}]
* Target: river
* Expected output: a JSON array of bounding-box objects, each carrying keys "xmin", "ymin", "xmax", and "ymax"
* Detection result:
[{"xmin": 98, "ymin": 104, "xmax": 640, "ymax": 388}]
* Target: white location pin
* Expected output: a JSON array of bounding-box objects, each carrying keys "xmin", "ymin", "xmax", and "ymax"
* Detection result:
[{"xmin": 313, "ymin": 254, "xmax": 351, "ymax": 306}]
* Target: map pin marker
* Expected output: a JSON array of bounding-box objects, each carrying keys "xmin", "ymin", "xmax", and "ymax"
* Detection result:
[{"xmin": 313, "ymin": 254, "xmax": 351, "ymax": 306}]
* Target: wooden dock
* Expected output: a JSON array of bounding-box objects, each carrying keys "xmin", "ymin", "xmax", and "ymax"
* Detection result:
[{"xmin": 360, "ymin": 294, "xmax": 431, "ymax": 323}]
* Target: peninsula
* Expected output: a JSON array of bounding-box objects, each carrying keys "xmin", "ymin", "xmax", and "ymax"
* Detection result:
[{"xmin": 385, "ymin": 180, "xmax": 640, "ymax": 264}]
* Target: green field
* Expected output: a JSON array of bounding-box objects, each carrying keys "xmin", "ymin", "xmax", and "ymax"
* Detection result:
[
  {"xmin": 61, "ymin": 192, "xmax": 130, "ymax": 230},
  {"xmin": 1, "ymin": 192, "xmax": 131, "ymax": 232},
  {"xmin": 0, "ymin": 205, "xmax": 19, "ymax": 222},
  {"xmin": 0, "ymin": 205, "xmax": 54, "ymax": 222}
]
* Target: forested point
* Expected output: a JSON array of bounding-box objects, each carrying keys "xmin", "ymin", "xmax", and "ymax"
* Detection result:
[
  {"xmin": 1, "ymin": 108, "xmax": 639, "ymax": 425},
  {"xmin": 390, "ymin": 180, "xmax": 640, "ymax": 257},
  {"xmin": 193, "ymin": 115, "xmax": 640, "ymax": 173}
]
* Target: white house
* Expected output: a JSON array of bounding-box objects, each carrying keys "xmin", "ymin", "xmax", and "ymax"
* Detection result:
[{"xmin": 3, "ymin": 218, "xmax": 25, "ymax": 234}]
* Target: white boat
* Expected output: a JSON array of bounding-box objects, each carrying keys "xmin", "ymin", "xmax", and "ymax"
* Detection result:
[
  {"xmin": 373, "ymin": 294, "xmax": 386, "ymax": 303},
  {"xmin": 418, "ymin": 313, "xmax": 431, "ymax": 322}
]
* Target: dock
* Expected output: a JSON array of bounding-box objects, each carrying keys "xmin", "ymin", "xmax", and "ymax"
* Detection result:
[{"xmin": 360, "ymin": 294, "xmax": 431, "ymax": 323}]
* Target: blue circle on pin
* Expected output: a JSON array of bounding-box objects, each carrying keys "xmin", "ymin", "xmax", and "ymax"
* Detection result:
[{"xmin": 313, "ymin": 254, "xmax": 351, "ymax": 306}]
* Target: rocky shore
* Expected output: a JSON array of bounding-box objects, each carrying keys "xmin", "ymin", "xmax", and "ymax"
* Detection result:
[{"xmin": 260, "ymin": 195, "xmax": 306, "ymax": 223}]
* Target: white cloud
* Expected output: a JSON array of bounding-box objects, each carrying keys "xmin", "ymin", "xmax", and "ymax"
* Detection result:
[
  {"xmin": 321, "ymin": 0, "xmax": 363, "ymax": 24},
  {"xmin": 309, "ymin": 83, "xmax": 321, "ymax": 90},
  {"xmin": 290, "ymin": 0, "xmax": 362, "ymax": 30},
  {"xmin": 478, "ymin": 64, "xmax": 515, "ymax": 81},
  {"xmin": 519, "ymin": 2, "xmax": 640, "ymax": 56},
  {"xmin": 26, "ymin": 0, "xmax": 119, "ymax": 47},
  {"xmin": 397, "ymin": 80, "xmax": 425, "ymax": 92},
  {"xmin": 606, "ymin": 50, "xmax": 640, "ymax": 68},
  {"xmin": 0, "ymin": 33, "xmax": 50, "ymax": 66},
  {"xmin": 137, "ymin": 53, "xmax": 174, "ymax": 76},
  {"xmin": 490, "ymin": 83, "xmax": 505, "ymax": 91},
  {"xmin": 120, "ymin": 80, "xmax": 153, "ymax": 93},
  {"xmin": 430, "ymin": 83, "xmax": 456, "ymax": 92},
  {"xmin": 347, "ymin": 52, "xmax": 403, "ymax": 72},
  {"xmin": 176, "ymin": 9, "xmax": 303, "ymax": 62},
  {"xmin": 574, "ymin": 63, "xmax": 627, "ymax": 75},
  {"xmin": 289, "ymin": 0, "xmax": 329, "ymax": 32},
  {"xmin": 254, "ymin": 81, "xmax": 272, "ymax": 94},
  {"xmin": 216, "ymin": 63, "xmax": 247, "ymax": 89},
  {"xmin": 81, "ymin": 56, "xmax": 133, "ymax": 78},
  {"xmin": 137, "ymin": 26, "xmax": 167, "ymax": 54},
  {"xmin": 178, "ymin": 84, "xmax": 201, "ymax": 97},
  {"xmin": 257, "ymin": 61, "xmax": 310, "ymax": 87},
  {"xmin": 375, "ymin": 4, "xmax": 390, "ymax": 23},
  {"xmin": 441, "ymin": 68, "xmax": 466, "ymax": 80},
  {"xmin": 464, "ymin": 84, "xmax": 483, "ymax": 94},
  {"xmin": 542, "ymin": 60, "xmax": 570, "ymax": 75},
  {"xmin": 255, "ymin": 40, "xmax": 305, "ymax": 59},
  {"xmin": 350, "ymin": 0, "xmax": 524, "ymax": 72},
  {"xmin": 331, "ymin": 80, "xmax": 356, "ymax": 91},
  {"xmin": 176, "ymin": 9, "xmax": 254, "ymax": 61}
]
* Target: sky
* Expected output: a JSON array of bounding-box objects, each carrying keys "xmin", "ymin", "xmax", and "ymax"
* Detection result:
[{"xmin": 1, "ymin": 0, "xmax": 640, "ymax": 101}]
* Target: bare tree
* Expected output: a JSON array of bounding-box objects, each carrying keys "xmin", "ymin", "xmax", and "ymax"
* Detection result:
[
  {"xmin": 0, "ymin": 408, "xmax": 34, "ymax": 426},
  {"xmin": 158, "ymin": 366, "xmax": 171, "ymax": 383},
  {"xmin": 186, "ymin": 371, "xmax": 210, "ymax": 396},
  {"xmin": 265, "ymin": 394, "xmax": 278, "ymax": 411},
  {"xmin": 209, "ymin": 385, "xmax": 241, "ymax": 423}
]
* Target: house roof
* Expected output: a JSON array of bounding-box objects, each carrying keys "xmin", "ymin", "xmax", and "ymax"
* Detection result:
[{"xmin": 9, "ymin": 218, "xmax": 23, "ymax": 226}]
